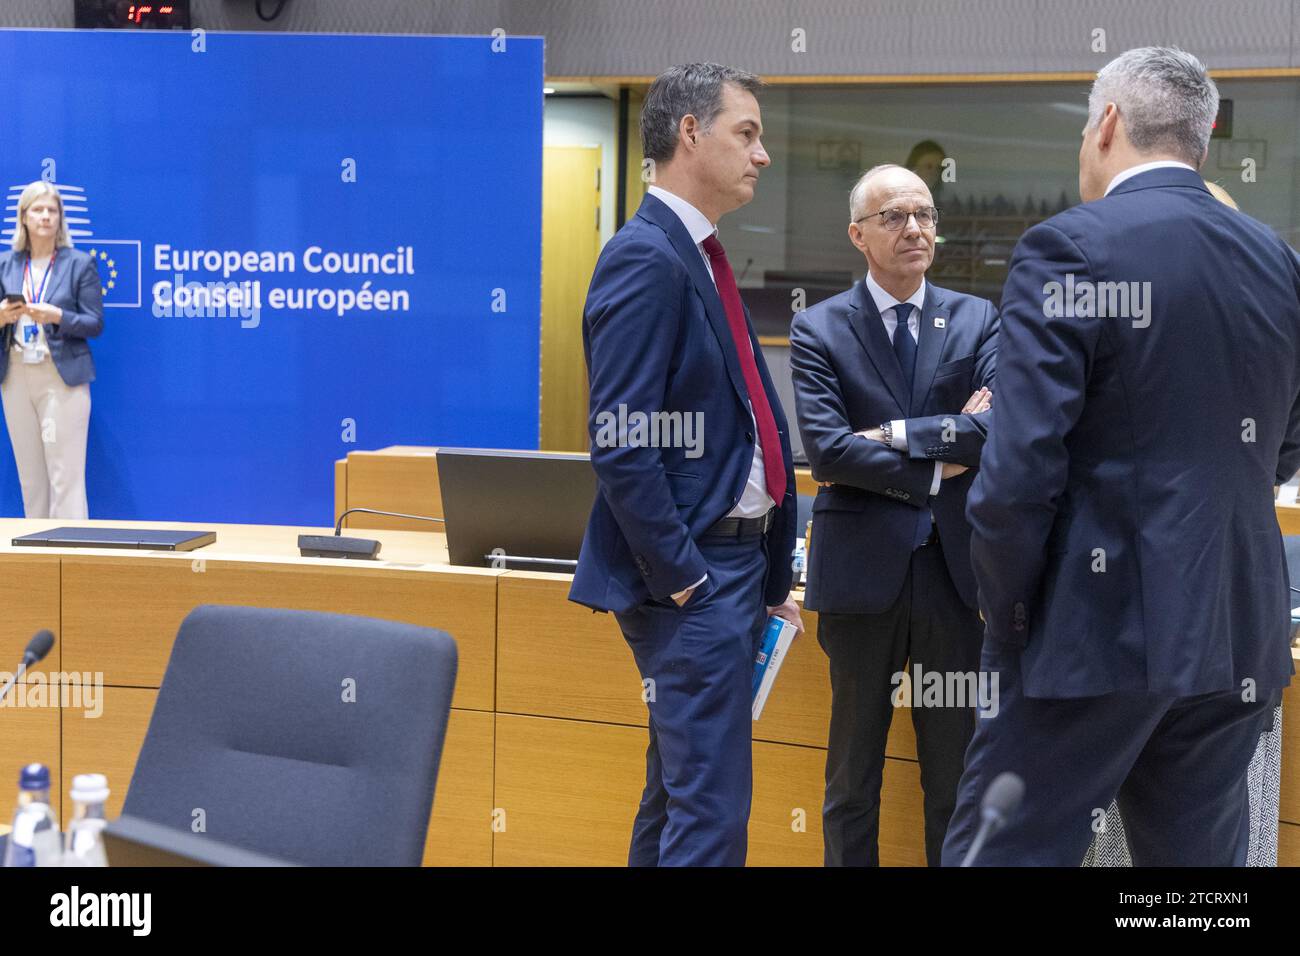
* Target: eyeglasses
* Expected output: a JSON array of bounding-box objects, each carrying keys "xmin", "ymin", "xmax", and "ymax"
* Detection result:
[{"xmin": 855, "ymin": 206, "xmax": 939, "ymax": 231}]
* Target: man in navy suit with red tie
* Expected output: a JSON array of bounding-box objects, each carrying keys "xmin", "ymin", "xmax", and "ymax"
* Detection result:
[{"xmin": 569, "ymin": 63, "xmax": 802, "ymax": 867}]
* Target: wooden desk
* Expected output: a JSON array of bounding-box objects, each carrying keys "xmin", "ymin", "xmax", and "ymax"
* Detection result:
[
  {"xmin": 0, "ymin": 518, "xmax": 497, "ymax": 866},
  {"xmin": 0, "ymin": 516, "xmax": 876, "ymax": 866},
  {"xmin": 7, "ymin": 503, "xmax": 1299, "ymax": 866}
]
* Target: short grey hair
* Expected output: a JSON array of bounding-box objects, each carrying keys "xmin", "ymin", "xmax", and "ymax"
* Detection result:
[
  {"xmin": 640, "ymin": 63, "xmax": 763, "ymax": 164},
  {"xmin": 1087, "ymin": 47, "xmax": 1219, "ymax": 166},
  {"xmin": 849, "ymin": 164, "xmax": 906, "ymax": 222}
]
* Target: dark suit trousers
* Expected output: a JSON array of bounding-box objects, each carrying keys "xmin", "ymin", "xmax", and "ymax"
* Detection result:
[
  {"xmin": 818, "ymin": 535, "xmax": 983, "ymax": 866},
  {"xmin": 615, "ymin": 534, "xmax": 768, "ymax": 867},
  {"xmin": 941, "ymin": 640, "xmax": 1279, "ymax": 866}
]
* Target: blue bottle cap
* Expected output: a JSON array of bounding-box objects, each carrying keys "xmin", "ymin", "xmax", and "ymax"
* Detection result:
[{"xmin": 19, "ymin": 763, "xmax": 49, "ymax": 790}]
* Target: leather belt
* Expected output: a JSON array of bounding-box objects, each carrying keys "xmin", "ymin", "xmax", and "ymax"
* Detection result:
[{"xmin": 703, "ymin": 508, "xmax": 776, "ymax": 539}]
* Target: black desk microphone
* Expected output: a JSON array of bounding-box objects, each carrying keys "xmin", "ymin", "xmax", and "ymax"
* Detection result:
[
  {"xmin": 297, "ymin": 508, "xmax": 444, "ymax": 560},
  {"xmin": 0, "ymin": 630, "xmax": 55, "ymax": 706}
]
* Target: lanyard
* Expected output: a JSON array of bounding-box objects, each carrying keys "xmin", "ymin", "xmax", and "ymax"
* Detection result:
[{"xmin": 23, "ymin": 249, "xmax": 56, "ymax": 306}]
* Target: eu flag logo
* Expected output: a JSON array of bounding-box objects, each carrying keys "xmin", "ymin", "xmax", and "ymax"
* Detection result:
[{"xmin": 84, "ymin": 240, "xmax": 142, "ymax": 308}]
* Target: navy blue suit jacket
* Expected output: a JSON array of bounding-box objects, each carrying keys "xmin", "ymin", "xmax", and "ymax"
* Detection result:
[
  {"xmin": 790, "ymin": 278, "xmax": 997, "ymax": 614},
  {"xmin": 568, "ymin": 193, "xmax": 797, "ymax": 614},
  {"xmin": 969, "ymin": 166, "xmax": 1300, "ymax": 698},
  {"xmin": 0, "ymin": 247, "xmax": 103, "ymax": 387}
]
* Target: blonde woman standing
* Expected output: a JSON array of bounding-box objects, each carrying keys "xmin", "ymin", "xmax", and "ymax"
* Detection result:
[{"xmin": 0, "ymin": 182, "xmax": 103, "ymax": 518}]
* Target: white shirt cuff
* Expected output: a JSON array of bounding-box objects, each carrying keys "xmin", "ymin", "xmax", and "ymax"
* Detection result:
[
  {"xmin": 672, "ymin": 573, "xmax": 708, "ymax": 602},
  {"xmin": 930, "ymin": 461, "xmax": 942, "ymax": 497},
  {"xmin": 890, "ymin": 419, "xmax": 908, "ymax": 453}
]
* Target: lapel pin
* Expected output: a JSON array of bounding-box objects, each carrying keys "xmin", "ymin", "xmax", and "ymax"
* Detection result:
[{"xmin": 934, "ymin": 316, "xmax": 946, "ymax": 329}]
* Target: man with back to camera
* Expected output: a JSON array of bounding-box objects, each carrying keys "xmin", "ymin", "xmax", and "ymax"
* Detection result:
[
  {"xmin": 568, "ymin": 63, "xmax": 802, "ymax": 867},
  {"xmin": 790, "ymin": 164, "xmax": 998, "ymax": 865},
  {"xmin": 941, "ymin": 47, "xmax": 1300, "ymax": 866}
]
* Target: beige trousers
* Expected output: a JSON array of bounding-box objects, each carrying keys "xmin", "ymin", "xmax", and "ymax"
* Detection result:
[{"xmin": 0, "ymin": 354, "xmax": 90, "ymax": 519}]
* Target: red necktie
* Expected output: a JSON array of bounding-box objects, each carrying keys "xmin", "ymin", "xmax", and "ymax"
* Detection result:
[{"xmin": 701, "ymin": 235, "xmax": 787, "ymax": 505}]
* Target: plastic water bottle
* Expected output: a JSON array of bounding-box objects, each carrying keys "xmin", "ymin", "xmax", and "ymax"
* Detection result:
[
  {"xmin": 63, "ymin": 774, "xmax": 110, "ymax": 867},
  {"xmin": 3, "ymin": 763, "xmax": 60, "ymax": 867}
]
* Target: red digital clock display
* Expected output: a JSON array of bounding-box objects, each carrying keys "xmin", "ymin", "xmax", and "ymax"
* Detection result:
[
  {"xmin": 128, "ymin": 5, "xmax": 178, "ymax": 25},
  {"xmin": 73, "ymin": 0, "xmax": 191, "ymax": 29}
]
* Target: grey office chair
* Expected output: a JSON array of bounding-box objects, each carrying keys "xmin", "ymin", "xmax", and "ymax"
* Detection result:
[{"xmin": 121, "ymin": 605, "xmax": 457, "ymax": 866}]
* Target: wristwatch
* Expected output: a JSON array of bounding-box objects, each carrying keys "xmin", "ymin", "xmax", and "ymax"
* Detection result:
[{"xmin": 879, "ymin": 421, "xmax": 894, "ymax": 448}]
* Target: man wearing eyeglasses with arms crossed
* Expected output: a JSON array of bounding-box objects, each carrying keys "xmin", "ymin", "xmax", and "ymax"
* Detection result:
[{"xmin": 790, "ymin": 164, "xmax": 998, "ymax": 865}]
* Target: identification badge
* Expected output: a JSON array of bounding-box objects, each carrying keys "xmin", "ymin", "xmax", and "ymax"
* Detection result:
[{"xmin": 19, "ymin": 318, "xmax": 42, "ymax": 363}]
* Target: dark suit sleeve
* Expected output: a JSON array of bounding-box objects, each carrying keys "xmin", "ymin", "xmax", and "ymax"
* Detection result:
[
  {"xmin": 900, "ymin": 300, "xmax": 1000, "ymax": 467},
  {"xmin": 967, "ymin": 223, "xmax": 1101, "ymax": 644},
  {"xmin": 57, "ymin": 255, "xmax": 104, "ymax": 339},
  {"xmin": 789, "ymin": 311, "xmax": 935, "ymax": 506},
  {"xmin": 585, "ymin": 238, "xmax": 708, "ymax": 600},
  {"xmin": 1276, "ymin": 390, "xmax": 1300, "ymax": 485},
  {"xmin": 1275, "ymin": 244, "xmax": 1300, "ymax": 484}
]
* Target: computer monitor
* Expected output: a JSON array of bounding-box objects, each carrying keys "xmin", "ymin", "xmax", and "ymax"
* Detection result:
[{"xmin": 436, "ymin": 448, "xmax": 597, "ymax": 572}]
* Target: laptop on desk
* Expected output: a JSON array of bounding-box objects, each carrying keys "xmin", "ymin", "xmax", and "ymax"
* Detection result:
[
  {"xmin": 436, "ymin": 448, "xmax": 596, "ymax": 572},
  {"xmin": 12, "ymin": 527, "xmax": 216, "ymax": 551}
]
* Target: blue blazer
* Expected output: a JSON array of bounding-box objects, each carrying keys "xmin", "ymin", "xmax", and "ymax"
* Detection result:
[
  {"xmin": 0, "ymin": 246, "xmax": 103, "ymax": 387},
  {"xmin": 568, "ymin": 193, "xmax": 798, "ymax": 614},
  {"xmin": 791, "ymin": 279, "xmax": 997, "ymax": 613},
  {"xmin": 969, "ymin": 166, "xmax": 1300, "ymax": 698}
]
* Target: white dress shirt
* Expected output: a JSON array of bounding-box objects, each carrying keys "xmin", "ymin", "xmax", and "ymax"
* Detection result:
[
  {"xmin": 647, "ymin": 185, "xmax": 775, "ymax": 519},
  {"xmin": 1104, "ymin": 160, "xmax": 1196, "ymax": 196},
  {"xmin": 13, "ymin": 253, "xmax": 53, "ymax": 360},
  {"xmin": 864, "ymin": 271, "xmax": 943, "ymax": 497},
  {"xmin": 648, "ymin": 186, "xmax": 776, "ymax": 600}
]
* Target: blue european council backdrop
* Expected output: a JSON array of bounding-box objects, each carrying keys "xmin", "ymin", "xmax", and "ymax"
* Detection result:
[{"xmin": 0, "ymin": 28, "xmax": 543, "ymax": 524}]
